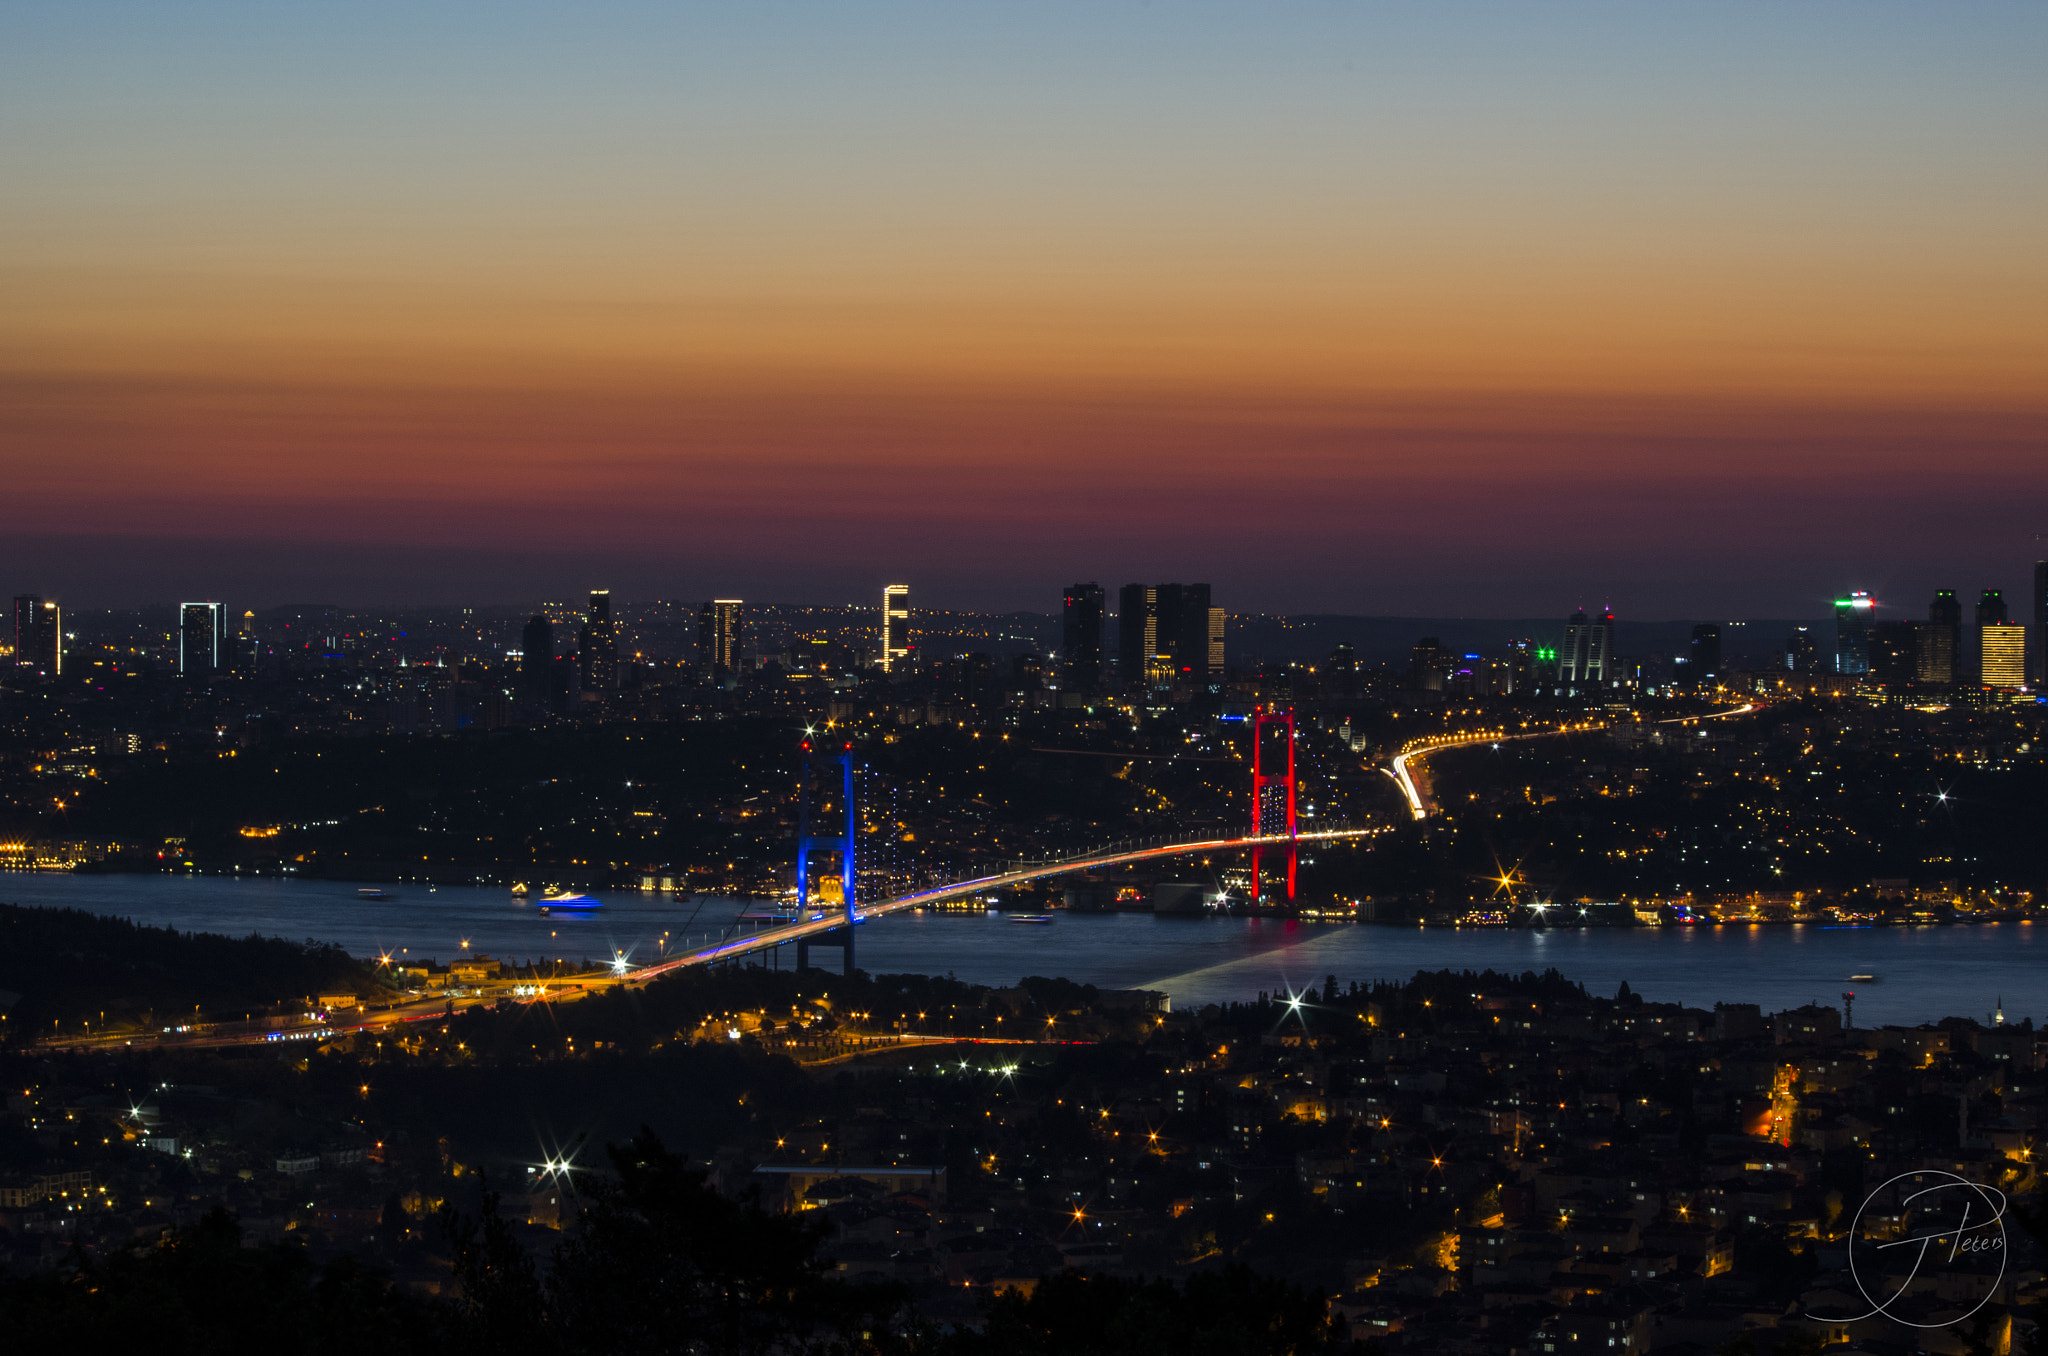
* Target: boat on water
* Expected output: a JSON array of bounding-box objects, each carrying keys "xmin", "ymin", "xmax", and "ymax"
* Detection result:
[
  {"xmin": 537, "ymin": 892, "xmax": 603, "ymax": 914},
  {"xmin": 510, "ymin": 882, "xmax": 530, "ymax": 897},
  {"xmin": 1009, "ymin": 914, "xmax": 1054, "ymax": 925},
  {"xmin": 357, "ymin": 887, "xmax": 390, "ymax": 900},
  {"xmin": 1848, "ymin": 974, "xmax": 1881, "ymax": 983}
]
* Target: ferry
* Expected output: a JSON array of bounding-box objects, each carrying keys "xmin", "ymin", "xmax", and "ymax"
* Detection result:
[
  {"xmin": 1847, "ymin": 974, "xmax": 1881, "ymax": 983},
  {"xmin": 357, "ymin": 887, "xmax": 390, "ymax": 900},
  {"xmin": 510, "ymin": 882, "xmax": 530, "ymax": 898},
  {"xmin": 1009, "ymin": 914, "xmax": 1054, "ymax": 925},
  {"xmin": 536, "ymin": 892, "xmax": 603, "ymax": 915}
]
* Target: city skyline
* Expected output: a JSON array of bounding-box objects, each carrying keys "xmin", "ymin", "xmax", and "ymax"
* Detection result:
[{"xmin": 4, "ymin": 5, "xmax": 2045, "ymax": 615}]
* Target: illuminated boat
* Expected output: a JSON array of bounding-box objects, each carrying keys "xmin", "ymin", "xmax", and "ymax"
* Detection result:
[
  {"xmin": 1847, "ymin": 974, "xmax": 1881, "ymax": 983},
  {"xmin": 1009, "ymin": 914, "xmax": 1054, "ymax": 925},
  {"xmin": 537, "ymin": 892, "xmax": 603, "ymax": 914},
  {"xmin": 510, "ymin": 882, "xmax": 530, "ymax": 897},
  {"xmin": 357, "ymin": 887, "xmax": 390, "ymax": 900}
]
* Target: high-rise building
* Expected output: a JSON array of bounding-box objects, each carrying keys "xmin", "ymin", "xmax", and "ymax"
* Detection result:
[
  {"xmin": 1920, "ymin": 590, "xmax": 1961, "ymax": 685},
  {"xmin": 1117, "ymin": 584, "xmax": 1156, "ymax": 687},
  {"xmin": 1687, "ymin": 624, "xmax": 1721, "ymax": 683},
  {"xmin": 1507, "ymin": 638, "xmax": 1536, "ymax": 693},
  {"xmin": 11, "ymin": 595, "xmax": 36, "ymax": 668},
  {"xmin": 1980, "ymin": 622, "xmax": 2026, "ymax": 690},
  {"xmin": 1559, "ymin": 609, "xmax": 1613, "ymax": 686},
  {"xmin": 1868, "ymin": 621, "xmax": 1920, "ymax": 690},
  {"xmin": 879, "ymin": 585, "xmax": 911, "ymax": 673},
  {"xmin": 179, "ymin": 602, "xmax": 226, "ymax": 677},
  {"xmin": 1410, "ymin": 637, "xmax": 1450, "ymax": 692},
  {"xmin": 1061, "ymin": 583, "xmax": 1105, "ymax": 690},
  {"xmin": 697, "ymin": 600, "xmax": 741, "ymax": 680},
  {"xmin": 520, "ymin": 615, "xmax": 553, "ymax": 702},
  {"xmin": 1975, "ymin": 588, "xmax": 2008, "ymax": 625},
  {"xmin": 1784, "ymin": 627, "xmax": 1818, "ymax": 672},
  {"xmin": 2033, "ymin": 560, "xmax": 2048, "ymax": 689},
  {"xmin": 1834, "ymin": 592, "xmax": 1875, "ymax": 675},
  {"xmin": 1117, "ymin": 583, "xmax": 1217, "ymax": 690},
  {"xmin": 578, "ymin": 589, "xmax": 618, "ymax": 693},
  {"xmin": 12, "ymin": 595, "xmax": 61, "ymax": 674}
]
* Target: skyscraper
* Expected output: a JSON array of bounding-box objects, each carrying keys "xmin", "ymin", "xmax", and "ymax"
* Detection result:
[
  {"xmin": 1980, "ymin": 622, "xmax": 2026, "ymax": 690},
  {"xmin": 1061, "ymin": 583, "xmax": 1105, "ymax": 690},
  {"xmin": 578, "ymin": 589, "xmax": 618, "ymax": 693},
  {"xmin": 1687, "ymin": 624, "xmax": 1721, "ymax": 683},
  {"xmin": 1117, "ymin": 584, "xmax": 1156, "ymax": 687},
  {"xmin": 1868, "ymin": 620, "xmax": 1920, "ymax": 690},
  {"xmin": 879, "ymin": 585, "xmax": 911, "ymax": 673},
  {"xmin": 1783, "ymin": 627, "xmax": 1818, "ymax": 672},
  {"xmin": 698, "ymin": 600, "xmax": 741, "ymax": 680},
  {"xmin": 1559, "ymin": 609, "xmax": 1613, "ymax": 687},
  {"xmin": 1833, "ymin": 592, "xmax": 1874, "ymax": 675},
  {"xmin": 179, "ymin": 602, "xmax": 226, "ymax": 677},
  {"xmin": 12, "ymin": 595, "xmax": 41, "ymax": 671},
  {"xmin": 1410, "ymin": 637, "xmax": 1450, "ymax": 692},
  {"xmin": 1975, "ymin": 588, "xmax": 2008, "ymax": 625},
  {"xmin": 1920, "ymin": 590, "xmax": 1961, "ymax": 685},
  {"xmin": 1117, "ymin": 583, "xmax": 1218, "ymax": 690},
  {"xmin": 520, "ymin": 614, "xmax": 553, "ymax": 702},
  {"xmin": 2033, "ymin": 560, "xmax": 2047, "ymax": 689}
]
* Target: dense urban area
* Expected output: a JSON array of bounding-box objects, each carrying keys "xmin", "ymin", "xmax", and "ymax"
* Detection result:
[{"xmin": 2, "ymin": 589, "xmax": 2045, "ymax": 1353}]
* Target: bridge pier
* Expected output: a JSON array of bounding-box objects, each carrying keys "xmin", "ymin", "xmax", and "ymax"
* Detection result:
[{"xmin": 1251, "ymin": 706, "xmax": 1298, "ymax": 904}]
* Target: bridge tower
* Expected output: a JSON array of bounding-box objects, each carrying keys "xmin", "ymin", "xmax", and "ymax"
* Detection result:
[
  {"xmin": 1250, "ymin": 705, "xmax": 1297, "ymax": 903},
  {"xmin": 794, "ymin": 742, "xmax": 858, "ymax": 976}
]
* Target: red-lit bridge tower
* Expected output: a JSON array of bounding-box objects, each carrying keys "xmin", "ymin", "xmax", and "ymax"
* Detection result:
[{"xmin": 1250, "ymin": 706, "xmax": 1297, "ymax": 903}]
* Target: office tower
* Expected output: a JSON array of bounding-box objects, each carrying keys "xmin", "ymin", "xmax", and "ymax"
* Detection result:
[
  {"xmin": 1559, "ymin": 608, "xmax": 1613, "ymax": 686},
  {"xmin": 1980, "ymin": 622, "xmax": 2026, "ymax": 690},
  {"xmin": 1410, "ymin": 637, "xmax": 1450, "ymax": 692},
  {"xmin": 1833, "ymin": 592, "xmax": 1874, "ymax": 675},
  {"xmin": 697, "ymin": 600, "xmax": 741, "ymax": 680},
  {"xmin": 1061, "ymin": 583, "xmax": 1105, "ymax": 690},
  {"xmin": 1975, "ymin": 588, "xmax": 2007, "ymax": 625},
  {"xmin": 1507, "ymin": 638, "xmax": 1535, "ymax": 693},
  {"xmin": 520, "ymin": 615, "xmax": 552, "ymax": 702},
  {"xmin": 1783, "ymin": 627, "xmax": 1818, "ymax": 672},
  {"xmin": 1687, "ymin": 624, "xmax": 1721, "ymax": 683},
  {"xmin": 879, "ymin": 584, "xmax": 911, "ymax": 673},
  {"xmin": 1868, "ymin": 621, "xmax": 1920, "ymax": 689},
  {"xmin": 236, "ymin": 610, "xmax": 259, "ymax": 673},
  {"xmin": 179, "ymin": 602, "xmax": 226, "ymax": 677},
  {"xmin": 1921, "ymin": 590, "xmax": 1961, "ymax": 685},
  {"xmin": 2034, "ymin": 560, "xmax": 2048, "ymax": 689},
  {"xmin": 1914, "ymin": 622, "xmax": 1956, "ymax": 685},
  {"xmin": 11, "ymin": 595, "xmax": 58, "ymax": 674},
  {"xmin": 11, "ymin": 595, "xmax": 35, "ymax": 668},
  {"xmin": 578, "ymin": 589, "xmax": 618, "ymax": 693},
  {"xmin": 1117, "ymin": 584, "xmax": 1157, "ymax": 686},
  {"xmin": 1114, "ymin": 583, "xmax": 1218, "ymax": 690}
]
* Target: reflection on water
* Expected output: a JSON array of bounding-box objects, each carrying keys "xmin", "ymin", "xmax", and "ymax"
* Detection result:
[{"xmin": 2, "ymin": 874, "xmax": 2039, "ymax": 1028}]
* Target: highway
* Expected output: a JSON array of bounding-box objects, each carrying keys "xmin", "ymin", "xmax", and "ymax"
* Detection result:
[{"xmin": 1386, "ymin": 702, "xmax": 1759, "ymax": 820}]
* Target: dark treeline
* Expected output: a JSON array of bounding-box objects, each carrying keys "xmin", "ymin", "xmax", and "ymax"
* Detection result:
[
  {"xmin": 0, "ymin": 904, "xmax": 390, "ymax": 1030},
  {"xmin": 0, "ymin": 1129, "xmax": 1367, "ymax": 1356}
]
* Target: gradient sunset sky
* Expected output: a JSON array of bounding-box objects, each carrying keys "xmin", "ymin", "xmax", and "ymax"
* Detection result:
[{"xmin": 3, "ymin": 3, "xmax": 2044, "ymax": 616}]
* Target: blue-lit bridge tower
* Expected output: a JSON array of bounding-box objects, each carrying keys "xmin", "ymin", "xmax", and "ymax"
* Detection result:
[{"xmin": 794, "ymin": 744, "xmax": 858, "ymax": 976}]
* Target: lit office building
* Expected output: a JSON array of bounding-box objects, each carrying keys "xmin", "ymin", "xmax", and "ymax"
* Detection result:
[
  {"xmin": 1559, "ymin": 608, "xmax": 1614, "ymax": 686},
  {"xmin": 179, "ymin": 602, "xmax": 226, "ymax": 676},
  {"xmin": 698, "ymin": 599, "xmax": 742, "ymax": 679},
  {"xmin": 1833, "ymin": 592, "xmax": 1875, "ymax": 675},
  {"xmin": 579, "ymin": 589, "xmax": 618, "ymax": 692},
  {"xmin": 879, "ymin": 585, "xmax": 911, "ymax": 673},
  {"xmin": 12, "ymin": 595, "xmax": 61, "ymax": 675},
  {"xmin": 1687, "ymin": 624, "xmax": 1721, "ymax": 683},
  {"xmin": 1980, "ymin": 622, "xmax": 2026, "ymax": 690},
  {"xmin": 1061, "ymin": 583, "xmax": 1105, "ymax": 690},
  {"xmin": 1919, "ymin": 590, "xmax": 1961, "ymax": 685},
  {"xmin": 1117, "ymin": 582, "xmax": 1220, "ymax": 690}
]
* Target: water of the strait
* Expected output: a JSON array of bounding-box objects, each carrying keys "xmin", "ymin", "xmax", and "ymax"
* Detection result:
[{"xmin": 5, "ymin": 873, "xmax": 2040, "ymax": 1027}]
